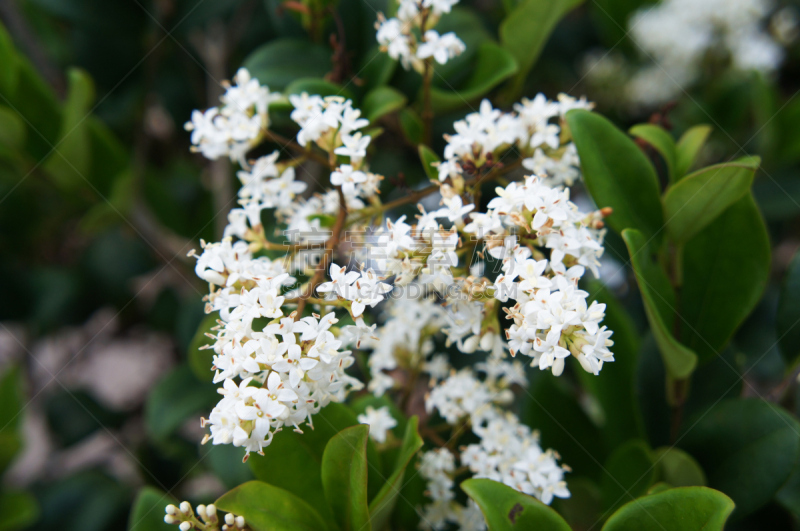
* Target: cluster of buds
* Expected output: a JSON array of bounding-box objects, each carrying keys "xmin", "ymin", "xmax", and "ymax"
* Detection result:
[{"xmin": 164, "ymin": 502, "xmax": 246, "ymax": 531}]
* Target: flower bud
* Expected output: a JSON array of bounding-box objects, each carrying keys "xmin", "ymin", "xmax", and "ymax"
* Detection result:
[
  {"xmin": 164, "ymin": 515, "xmax": 175, "ymax": 525},
  {"xmin": 179, "ymin": 522, "xmax": 192, "ymax": 531},
  {"xmin": 166, "ymin": 505, "xmax": 178, "ymax": 515},
  {"xmin": 236, "ymin": 516, "xmax": 246, "ymax": 529},
  {"xmin": 225, "ymin": 513, "xmax": 235, "ymax": 525},
  {"xmin": 179, "ymin": 501, "xmax": 192, "ymax": 515}
]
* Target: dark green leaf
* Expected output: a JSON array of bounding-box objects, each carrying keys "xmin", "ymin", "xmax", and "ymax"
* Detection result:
[
  {"xmin": 362, "ymin": 86, "xmax": 407, "ymax": 123},
  {"xmin": 369, "ymin": 416, "xmax": 424, "ymax": 530},
  {"xmin": 242, "ymin": 39, "xmax": 332, "ymax": 90},
  {"xmin": 675, "ymin": 125, "xmax": 712, "ymax": 178},
  {"xmin": 602, "ymin": 486, "xmax": 734, "ymax": 531},
  {"xmin": 680, "ymin": 399, "xmax": 800, "ymax": 518},
  {"xmin": 622, "ymin": 229, "xmax": 697, "ymax": 379},
  {"xmin": 144, "ymin": 365, "xmax": 218, "ymax": 441},
  {"xmin": 285, "ymin": 78, "xmax": 354, "ymax": 101},
  {"xmin": 0, "ymin": 490, "xmax": 38, "ymax": 531},
  {"xmin": 629, "ymin": 124, "xmax": 677, "ymax": 183},
  {"xmin": 188, "ymin": 313, "xmax": 217, "ymax": 382},
  {"xmin": 215, "ymin": 481, "xmax": 328, "ymax": 531},
  {"xmin": 128, "ymin": 487, "xmax": 174, "ymax": 531},
  {"xmin": 777, "ymin": 248, "xmax": 800, "ymax": 367},
  {"xmin": 567, "ymin": 110, "xmax": 664, "ymax": 239},
  {"xmin": 653, "ymin": 447, "xmax": 706, "ymax": 487},
  {"xmin": 322, "ymin": 425, "xmax": 371, "ymax": 531},
  {"xmin": 663, "ymin": 157, "xmax": 759, "ymax": 243},
  {"xmin": 0, "ymin": 25, "xmax": 19, "ymax": 96},
  {"xmin": 0, "ymin": 107, "xmax": 25, "ymax": 149},
  {"xmin": 462, "ymin": 478, "xmax": 571, "ymax": 530},
  {"xmin": 499, "ymin": 0, "xmax": 582, "ymax": 99},
  {"xmin": 430, "ymin": 42, "xmax": 518, "ymax": 113},
  {"xmin": 680, "ymin": 194, "xmax": 770, "ymax": 361},
  {"xmin": 399, "ymin": 108, "xmax": 423, "ymax": 145},
  {"xmin": 0, "ymin": 366, "xmax": 23, "ymax": 473},
  {"xmin": 418, "ymin": 145, "xmax": 440, "ymax": 182},
  {"xmin": 601, "ymin": 439, "xmax": 656, "ymax": 513}
]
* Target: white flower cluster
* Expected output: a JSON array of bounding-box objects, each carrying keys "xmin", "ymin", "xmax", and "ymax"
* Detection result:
[
  {"xmin": 627, "ymin": 0, "xmax": 790, "ymax": 106},
  {"xmin": 185, "ymin": 68, "xmax": 282, "ymax": 163},
  {"xmin": 165, "ymin": 501, "xmax": 246, "ymax": 530},
  {"xmin": 375, "ymin": 0, "xmax": 465, "ymax": 71},
  {"xmin": 357, "ymin": 405, "xmax": 398, "ymax": 443}
]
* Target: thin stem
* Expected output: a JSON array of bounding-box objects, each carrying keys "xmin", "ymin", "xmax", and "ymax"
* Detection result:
[{"xmin": 263, "ymin": 129, "xmax": 332, "ymax": 168}]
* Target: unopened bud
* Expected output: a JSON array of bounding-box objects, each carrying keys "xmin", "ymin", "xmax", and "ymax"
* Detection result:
[
  {"xmin": 196, "ymin": 505, "xmax": 207, "ymax": 520},
  {"xmin": 236, "ymin": 516, "xmax": 246, "ymax": 529},
  {"xmin": 166, "ymin": 505, "xmax": 178, "ymax": 515},
  {"xmin": 179, "ymin": 522, "xmax": 192, "ymax": 531},
  {"xmin": 225, "ymin": 513, "xmax": 235, "ymax": 525},
  {"xmin": 164, "ymin": 515, "xmax": 176, "ymax": 525},
  {"xmin": 206, "ymin": 504, "xmax": 217, "ymax": 519}
]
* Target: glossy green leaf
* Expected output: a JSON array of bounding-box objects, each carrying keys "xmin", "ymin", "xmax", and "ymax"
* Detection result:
[
  {"xmin": 418, "ymin": 145, "xmax": 440, "ymax": 182},
  {"xmin": 144, "ymin": 365, "xmax": 218, "ymax": 441},
  {"xmin": 284, "ymin": 78, "xmax": 353, "ymax": 101},
  {"xmin": 128, "ymin": 487, "xmax": 174, "ymax": 531},
  {"xmin": 43, "ymin": 68, "xmax": 94, "ymax": 191},
  {"xmin": 430, "ymin": 42, "xmax": 517, "ymax": 113},
  {"xmin": 242, "ymin": 39, "xmax": 332, "ymax": 90},
  {"xmin": 602, "ymin": 486, "xmax": 734, "ymax": 531},
  {"xmin": 369, "ymin": 416, "xmax": 424, "ymax": 530},
  {"xmin": 363, "ymin": 86, "xmax": 407, "ymax": 123},
  {"xmin": 622, "ymin": 229, "xmax": 697, "ymax": 379},
  {"xmin": 322, "ymin": 425, "xmax": 371, "ymax": 531},
  {"xmin": 601, "ymin": 440, "xmax": 657, "ymax": 513},
  {"xmin": 653, "ymin": 447, "xmax": 706, "ymax": 487},
  {"xmin": 579, "ymin": 281, "xmax": 644, "ymax": 448},
  {"xmin": 567, "ymin": 110, "xmax": 664, "ymax": 239},
  {"xmin": 675, "ymin": 124, "xmax": 712, "ymax": 178},
  {"xmin": 680, "ymin": 195, "xmax": 770, "ymax": 361},
  {"xmin": 629, "ymin": 123, "xmax": 677, "ymax": 183},
  {"xmin": 462, "ymin": 478, "xmax": 571, "ymax": 530},
  {"xmin": 499, "ymin": 0, "xmax": 582, "ymax": 99},
  {"xmin": 188, "ymin": 313, "xmax": 217, "ymax": 382},
  {"xmin": 663, "ymin": 157, "xmax": 759, "ymax": 243},
  {"xmin": 215, "ymin": 481, "xmax": 328, "ymax": 531},
  {"xmin": 680, "ymin": 399, "xmax": 800, "ymax": 518},
  {"xmin": 777, "ymin": 248, "xmax": 800, "ymax": 366}
]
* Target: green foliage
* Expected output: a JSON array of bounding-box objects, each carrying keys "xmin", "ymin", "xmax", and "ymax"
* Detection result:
[
  {"xmin": 128, "ymin": 487, "xmax": 175, "ymax": 531},
  {"xmin": 777, "ymin": 248, "xmax": 800, "ymax": 367},
  {"xmin": 188, "ymin": 313, "xmax": 218, "ymax": 383},
  {"xmin": 418, "ymin": 144, "xmax": 440, "ymax": 181},
  {"xmin": 242, "ymin": 39, "xmax": 332, "ymax": 90},
  {"xmin": 362, "ymin": 86, "xmax": 407, "ymax": 123},
  {"xmin": 321, "ymin": 425, "xmax": 372, "ymax": 531},
  {"xmin": 601, "ymin": 487, "xmax": 734, "ymax": 531},
  {"xmin": 215, "ymin": 481, "xmax": 329, "ymax": 531},
  {"xmin": 145, "ymin": 365, "xmax": 218, "ymax": 441},
  {"xmin": 652, "ymin": 447, "xmax": 706, "ymax": 488},
  {"xmin": 629, "ymin": 123, "xmax": 677, "ymax": 183},
  {"xmin": 462, "ymin": 478, "xmax": 572, "ymax": 530},
  {"xmin": 675, "ymin": 125, "xmax": 712, "ymax": 178},
  {"xmin": 601, "ymin": 440, "xmax": 657, "ymax": 514},
  {"xmin": 0, "ymin": 490, "xmax": 39, "ymax": 531}
]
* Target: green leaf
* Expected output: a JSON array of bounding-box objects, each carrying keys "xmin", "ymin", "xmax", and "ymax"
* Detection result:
[
  {"xmin": 0, "ymin": 366, "xmax": 24, "ymax": 474},
  {"xmin": 461, "ymin": 478, "xmax": 571, "ymax": 530},
  {"xmin": 362, "ymin": 86, "xmax": 407, "ymax": 124},
  {"xmin": 653, "ymin": 447, "xmax": 706, "ymax": 488},
  {"xmin": 499, "ymin": 0, "xmax": 582, "ymax": 100},
  {"xmin": 284, "ymin": 78, "xmax": 354, "ymax": 101},
  {"xmin": 399, "ymin": 108, "xmax": 423, "ymax": 145},
  {"xmin": 418, "ymin": 145, "xmax": 440, "ymax": 182},
  {"xmin": 242, "ymin": 39, "xmax": 332, "ymax": 90},
  {"xmin": 680, "ymin": 399, "xmax": 800, "ymax": 518},
  {"xmin": 601, "ymin": 440, "xmax": 657, "ymax": 513},
  {"xmin": 0, "ymin": 490, "xmax": 38, "ymax": 531},
  {"xmin": 629, "ymin": 124, "xmax": 677, "ymax": 183},
  {"xmin": 680, "ymin": 194, "xmax": 770, "ymax": 361},
  {"xmin": 567, "ymin": 110, "xmax": 664, "ymax": 239},
  {"xmin": 777, "ymin": 248, "xmax": 800, "ymax": 367},
  {"xmin": 579, "ymin": 281, "xmax": 644, "ymax": 449},
  {"xmin": 430, "ymin": 42, "xmax": 518, "ymax": 113},
  {"xmin": 601, "ymin": 486, "xmax": 734, "ymax": 531},
  {"xmin": 663, "ymin": 157, "xmax": 759, "ymax": 243},
  {"xmin": 0, "ymin": 106, "xmax": 25, "ymax": 149},
  {"xmin": 322, "ymin": 425, "xmax": 371, "ymax": 531},
  {"xmin": 357, "ymin": 46, "xmax": 396, "ymax": 92},
  {"xmin": 369, "ymin": 416, "xmax": 424, "ymax": 530},
  {"xmin": 215, "ymin": 481, "xmax": 328, "ymax": 531},
  {"xmin": 675, "ymin": 125, "xmax": 712, "ymax": 178},
  {"xmin": 128, "ymin": 487, "xmax": 175, "ymax": 531},
  {"xmin": 621, "ymin": 229, "xmax": 697, "ymax": 379},
  {"xmin": 144, "ymin": 365, "xmax": 218, "ymax": 441},
  {"xmin": 188, "ymin": 313, "xmax": 217, "ymax": 382},
  {"xmin": 43, "ymin": 68, "xmax": 94, "ymax": 191},
  {"xmin": 0, "ymin": 24, "xmax": 19, "ymax": 96}
]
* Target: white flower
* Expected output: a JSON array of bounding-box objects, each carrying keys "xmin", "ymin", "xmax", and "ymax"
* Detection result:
[
  {"xmin": 334, "ymin": 132, "xmax": 371, "ymax": 163},
  {"xmin": 357, "ymin": 406, "xmax": 397, "ymax": 443},
  {"xmin": 331, "ymin": 164, "xmax": 368, "ymax": 196},
  {"xmin": 417, "ymin": 31, "xmax": 466, "ymax": 65}
]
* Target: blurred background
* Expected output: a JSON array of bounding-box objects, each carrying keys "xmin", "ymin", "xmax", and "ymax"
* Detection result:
[{"xmin": 1, "ymin": 0, "xmax": 800, "ymax": 529}]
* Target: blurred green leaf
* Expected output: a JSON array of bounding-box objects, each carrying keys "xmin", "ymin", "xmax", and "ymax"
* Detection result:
[
  {"xmin": 430, "ymin": 42, "xmax": 518, "ymax": 113},
  {"xmin": 777, "ymin": 248, "xmax": 800, "ymax": 367},
  {"xmin": 36, "ymin": 471, "xmax": 128, "ymax": 531},
  {"xmin": 357, "ymin": 46, "xmax": 396, "ymax": 92},
  {"xmin": 622, "ymin": 229, "xmax": 697, "ymax": 379},
  {"xmin": 680, "ymin": 399, "xmax": 800, "ymax": 518},
  {"xmin": 399, "ymin": 108, "xmax": 423, "ymax": 145},
  {"xmin": 0, "ymin": 107, "xmax": 25, "ymax": 150},
  {"xmin": 680, "ymin": 195, "xmax": 770, "ymax": 361},
  {"xmin": 663, "ymin": 157, "xmax": 759, "ymax": 243},
  {"xmin": 0, "ymin": 366, "xmax": 23, "ymax": 474},
  {"xmin": 0, "ymin": 24, "xmax": 19, "ymax": 96},
  {"xmin": 462, "ymin": 478, "xmax": 572, "ymax": 530},
  {"xmin": 567, "ymin": 110, "xmax": 664, "ymax": 239},
  {"xmin": 145, "ymin": 365, "xmax": 218, "ymax": 441},
  {"xmin": 322, "ymin": 425, "xmax": 371, "ymax": 531},
  {"xmin": 362, "ymin": 86, "xmax": 406, "ymax": 123},
  {"xmin": 11, "ymin": 60, "xmax": 62, "ymax": 162},
  {"xmin": 601, "ymin": 439, "xmax": 656, "ymax": 513},
  {"xmin": 242, "ymin": 39, "xmax": 332, "ymax": 90},
  {"xmin": 128, "ymin": 487, "xmax": 174, "ymax": 531},
  {"xmin": 499, "ymin": 0, "xmax": 582, "ymax": 99},
  {"xmin": 0, "ymin": 490, "xmax": 38, "ymax": 531},
  {"xmin": 215, "ymin": 481, "xmax": 328, "ymax": 531},
  {"xmin": 418, "ymin": 144, "xmax": 440, "ymax": 181},
  {"xmin": 369, "ymin": 416, "xmax": 423, "ymax": 530},
  {"xmin": 629, "ymin": 123, "xmax": 676, "ymax": 183},
  {"xmin": 675, "ymin": 124, "xmax": 712, "ymax": 178},
  {"xmin": 653, "ymin": 447, "xmax": 706, "ymax": 488},
  {"xmin": 285, "ymin": 78, "xmax": 353, "ymax": 100},
  {"xmin": 188, "ymin": 313, "xmax": 218, "ymax": 383},
  {"xmin": 602, "ymin": 486, "xmax": 734, "ymax": 531}
]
